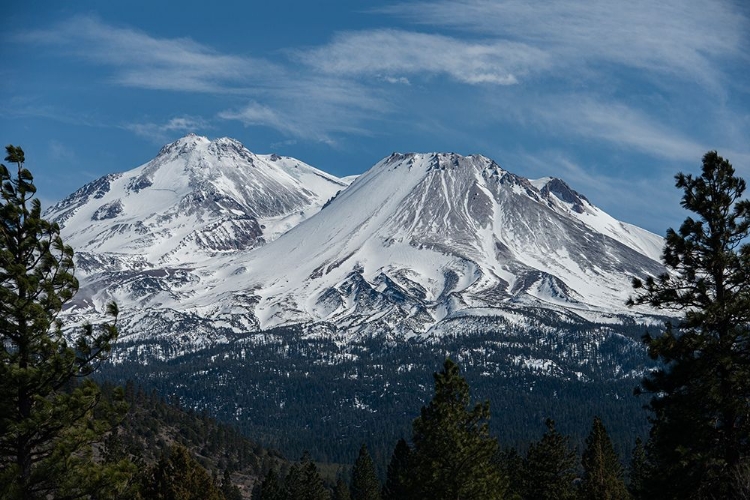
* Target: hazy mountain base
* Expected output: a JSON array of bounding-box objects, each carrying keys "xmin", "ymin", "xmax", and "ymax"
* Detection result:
[{"xmin": 98, "ymin": 311, "xmax": 661, "ymax": 466}]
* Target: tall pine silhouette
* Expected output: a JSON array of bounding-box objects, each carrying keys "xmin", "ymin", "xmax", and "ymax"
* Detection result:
[
  {"xmin": 0, "ymin": 146, "xmax": 128, "ymax": 498},
  {"xmin": 579, "ymin": 417, "xmax": 629, "ymax": 500},
  {"xmin": 630, "ymin": 151, "xmax": 750, "ymax": 498},
  {"xmin": 408, "ymin": 358, "xmax": 506, "ymax": 500},
  {"xmin": 350, "ymin": 444, "xmax": 380, "ymax": 500}
]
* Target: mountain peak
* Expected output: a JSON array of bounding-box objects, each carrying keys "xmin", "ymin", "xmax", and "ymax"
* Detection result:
[
  {"xmin": 379, "ymin": 152, "xmax": 507, "ymax": 176},
  {"xmin": 47, "ymin": 136, "xmax": 350, "ymax": 261},
  {"xmin": 50, "ymin": 140, "xmax": 665, "ymax": 350},
  {"xmin": 537, "ymin": 177, "xmax": 589, "ymax": 214},
  {"xmin": 154, "ymin": 135, "xmax": 257, "ymax": 165},
  {"xmin": 155, "ymin": 133, "xmax": 210, "ymax": 158},
  {"xmin": 208, "ymin": 137, "xmax": 246, "ymax": 154}
]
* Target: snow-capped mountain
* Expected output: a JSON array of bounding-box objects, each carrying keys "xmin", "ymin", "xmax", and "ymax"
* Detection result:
[
  {"xmin": 48, "ymin": 134, "xmax": 348, "ymax": 264},
  {"xmin": 48, "ymin": 137, "xmax": 670, "ymax": 460},
  {"xmin": 47, "ymin": 137, "xmax": 666, "ymax": 355},
  {"xmin": 202, "ymin": 151, "xmax": 665, "ymax": 336}
]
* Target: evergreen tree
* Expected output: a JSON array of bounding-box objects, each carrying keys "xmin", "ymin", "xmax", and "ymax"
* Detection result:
[
  {"xmin": 627, "ymin": 438, "xmax": 646, "ymax": 500},
  {"xmin": 629, "ymin": 151, "xmax": 750, "ymax": 499},
  {"xmin": 285, "ymin": 463, "xmax": 304, "ymax": 500},
  {"xmin": 578, "ymin": 417, "xmax": 629, "ymax": 500},
  {"xmin": 350, "ymin": 444, "xmax": 380, "ymax": 500},
  {"xmin": 286, "ymin": 452, "xmax": 329, "ymax": 500},
  {"xmin": 333, "ymin": 477, "xmax": 352, "ymax": 500},
  {"xmin": 220, "ymin": 469, "xmax": 242, "ymax": 500},
  {"xmin": 522, "ymin": 419, "xmax": 577, "ymax": 500},
  {"xmin": 408, "ymin": 358, "xmax": 506, "ymax": 500},
  {"xmin": 382, "ymin": 438, "xmax": 411, "ymax": 500},
  {"xmin": 497, "ymin": 448, "xmax": 524, "ymax": 500},
  {"xmin": 256, "ymin": 468, "xmax": 284, "ymax": 500},
  {"xmin": 140, "ymin": 445, "xmax": 224, "ymax": 500},
  {"xmin": 0, "ymin": 145, "xmax": 128, "ymax": 498}
]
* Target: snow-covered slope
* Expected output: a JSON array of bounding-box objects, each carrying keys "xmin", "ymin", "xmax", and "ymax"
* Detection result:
[
  {"xmin": 51, "ymin": 141, "xmax": 666, "ymax": 352},
  {"xmin": 204, "ymin": 152, "xmax": 665, "ymax": 336},
  {"xmin": 47, "ymin": 134, "xmax": 348, "ymax": 269},
  {"xmin": 45, "ymin": 135, "xmax": 350, "ymax": 337}
]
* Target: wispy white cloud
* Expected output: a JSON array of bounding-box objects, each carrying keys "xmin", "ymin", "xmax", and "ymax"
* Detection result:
[
  {"xmin": 0, "ymin": 97, "xmax": 105, "ymax": 127},
  {"xmin": 48, "ymin": 140, "xmax": 78, "ymax": 164},
  {"xmin": 8, "ymin": 6, "xmax": 748, "ymax": 172},
  {"xmin": 15, "ymin": 15, "xmax": 280, "ymax": 93},
  {"xmin": 295, "ymin": 29, "xmax": 551, "ymax": 85},
  {"xmin": 219, "ymin": 102, "xmax": 317, "ymax": 142},
  {"xmin": 219, "ymin": 77, "xmax": 390, "ymax": 144},
  {"xmin": 124, "ymin": 116, "xmax": 210, "ymax": 144},
  {"xmin": 13, "ymin": 16, "xmax": 391, "ymax": 144},
  {"xmin": 379, "ymin": 0, "xmax": 749, "ymax": 89},
  {"xmin": 530, "ymin": 97, "xmax": 705, "ymax": 161}
]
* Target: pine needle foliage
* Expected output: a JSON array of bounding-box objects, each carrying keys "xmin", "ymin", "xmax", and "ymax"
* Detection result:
[
  {"xmin": 630, "ymin": 151, "xmax": 750, "ymax": 499},
  {"xmin": 408, "ymin": 358, "xmax": 506, "ymax": 500},
  {"xmin": 0, "ymin": 145, "xmax": 129, "ymax": 499},
  {"xmin": 521, "ymin": 419, "xmax": 577, "ymax": 500},
  {"xmin": 579, "ymin": 417, "xmax": 629, "ymax": 500},
  {"xmin": 350, "ymin": 444, "xmax": 380, "ymax": 500}
]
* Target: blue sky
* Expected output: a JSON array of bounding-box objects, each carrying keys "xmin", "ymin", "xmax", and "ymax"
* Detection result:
[{"xmin": 2, "ymin": 0, "xmax": 749, "ymax": 235}]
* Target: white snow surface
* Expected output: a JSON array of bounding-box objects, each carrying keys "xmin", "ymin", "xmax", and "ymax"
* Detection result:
[
  {"xmin": 46, "ymin": 134, "xmax": 348, "ymax": 267},
  {"xmin": 49, "ymin": 139, "xmax": 667, "ymax": 346}
]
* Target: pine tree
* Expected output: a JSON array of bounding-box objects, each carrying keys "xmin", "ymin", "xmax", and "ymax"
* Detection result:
[
  {"xmin": 0, "ymin": 146, "xmax": 128, "ymax": 498},
  {"xmin": 285, "ymin": 462, "xmax": 304, "ymax": 500},
  {"xmin": 333, "ymin": 477, "xmax": 352, "ymax": 500},
  {"xmin": 256, "ymin": 468, "xmax": 285, "ymax": 500},
  {"xmin": 140, "ymin": 445, "xmax": 224, "ymax": 500},
  {"xmin": 408, "ymin": 358, "xmax": 506, "ymax": 500},
  {"xmin": 382, "ymin": 438, "xmax": 411, "ymax": 500},
  {"xmin": 627, "ymin": 438, "xmax": 646, "ymax": 500},
  {"xmin": 522, "ymin": 419, "xmax": 577, "ymax": 500},
  {"xmin": 350, "ymin": 444, "xmax": 380, "ymax": 500},
  {"xmin": 497, "ymin": 447, "xmax": 524, "ymax": 500},
  {"xmin": 629, "ymin": 151, "xmax": 750, "ymax": 499},
  {"xmin": 286, "ymin": 452, "xmax": 329, "ymax": 500},
  {"xmin": 578, "ymin": 417, "xmax": 629, "ymax": 500},
  {"xmin": 220, "ymin": 469, "xmax": 242, "ymax": 500}
]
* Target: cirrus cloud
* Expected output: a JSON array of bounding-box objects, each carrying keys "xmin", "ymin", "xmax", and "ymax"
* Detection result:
[{"xmin": 295, "ymin": 29, "xmax": 552, "ymax": 85}]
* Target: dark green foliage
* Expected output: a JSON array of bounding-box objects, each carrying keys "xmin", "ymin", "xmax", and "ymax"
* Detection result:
[
  {"xmin": 286, "ymin": 452, "xmax": 329, "ymax": 500},
  {"xmin": 382, "ymin": 438, "xmax": 411, "ymax": 500},
  {"xmin": 333, "ymin": 477, "xmax": 352, "ymax": 500},
  {"xmin": 256, "ymin": 469, "xmax": 285, "ymax": 500},
  {"xmin": 107, "ymin": 380, "xmax": 277, "ymax": 479},
  {"xmin": 522, "ymin": 419, "xmax": 577, "ymax": 500},
  {"xmin": 407, "ymin": 358, "xmax": 506, "ymax": 500},
  {"xmin": 0, "ymin": 145, "xmax": 130, "ymax": 498},
  {"xmin": 579, "ymin": 417, "xmax": 629, "ymax": 500},
  {"xmin": 627, "ymin": 438, "xmax": 646, "ymax": 500},
  {"xmin": 100, "ymin": 318, "xmax": 655, "ymax": 467},
  {"xmin": 285, "ymin": 462, "xmax": 304, "ymax": 499},
  {"xmin": 139, "ymin": 444, "xmax": 224, "ymax": 500},
  {"xmin": 220, "ymin": 469, "xmax": 242, "ymax": 500},
  {"xmin": 497, "ymin": 448, "xmax": 524, "ymax": 500},
  {"xmin": 630, "ymin": 151, "xmax": 750, "ymax": 499},
  {"xmin": 350, "ymin": 444, "xmax": 380, "ymax": 500}
]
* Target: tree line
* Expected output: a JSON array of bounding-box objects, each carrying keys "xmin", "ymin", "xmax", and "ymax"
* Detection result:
[
  {"xmin": 253, "ymin": 358, "xmax": 636, "ymax": 500},
  {"xmin": 1, "ymin": 146, "xmax": 748, "ymax": 498}
]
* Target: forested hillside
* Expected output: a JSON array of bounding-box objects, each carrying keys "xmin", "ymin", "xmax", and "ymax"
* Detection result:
[{"xmin": 100, "ymin": 317, "xmax": 656, "ymax": 465}]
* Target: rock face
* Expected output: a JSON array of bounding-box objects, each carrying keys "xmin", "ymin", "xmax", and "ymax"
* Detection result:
[{"xmin": 47, "ymin": 137, "xmax": 666, "ymax": 358}]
